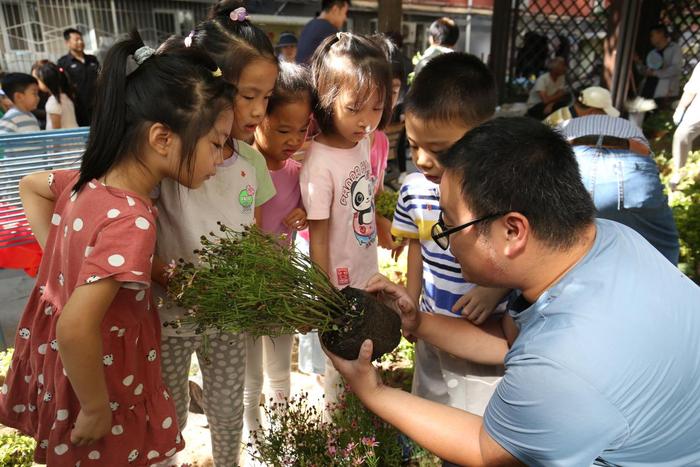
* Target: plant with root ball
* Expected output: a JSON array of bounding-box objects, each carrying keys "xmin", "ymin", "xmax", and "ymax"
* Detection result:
[{"xmin": 165, "ymin": 223, "xmax": 401, "ymax": 360}]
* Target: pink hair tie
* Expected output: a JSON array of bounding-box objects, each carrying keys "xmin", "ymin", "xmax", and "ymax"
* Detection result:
[{"xmin": 230, "ymin": 7, "xmax": 248, "ymax": 22}]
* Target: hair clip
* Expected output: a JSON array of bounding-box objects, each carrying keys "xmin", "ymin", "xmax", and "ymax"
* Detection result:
[
  {"xmin": 134, "ymin": 46, "xmax": 155, "ymax": 65},
  {"xmin": 230, "ymin": 7, "xmax": 248, "ymax": 22},
  {"xmin": 126, "ymin": 46, "xmax": 155, "ymax": 76},
  {"xmin": 212, "ymin": 67, "xmax": 223, "ymax": 77},
  {"xmin": 58, "ymin": 67, "xmax": 64, "ymax": 73},
  {"xmin": 336, "ymin": 32, "xmax": 349, "ymax": 41},
  {"xmin": 184, "ymin": 30, "xmax": 195, "ymax": 48}
]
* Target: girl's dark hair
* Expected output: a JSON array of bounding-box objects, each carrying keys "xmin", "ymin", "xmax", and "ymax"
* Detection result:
[
  {"xmin": 370, "ymin": 34, "xmax": 405, "ymax": 84},
  {"xmin": 267, "ymin": 62, "xmax": 313, "ymax": 115},
  {"xmin": 190, "ymin": 0, "xmax": 277, "ymax": 85},
  {"xmin": 33, "ymin": 60, "xmax": 75, "ymax": 103},
  {"xmin": 75, "ymin": 30, "xmax": 234, "ymax": 192},
  {"xmin": 310, "ymin": 33, "xmax": 393, "ymax": 135}
]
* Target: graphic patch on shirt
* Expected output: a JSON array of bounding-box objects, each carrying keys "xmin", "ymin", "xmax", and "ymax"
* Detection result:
[
  {"xmin": 336, "ymin": 267, "xmax": 350, "ymax": 286},
  {"xmin": 239, "ymin": 184, "xmax": 255, "ymax": 211},
  {"xmin": 339, "ymin": 160, "xmax": 376, "ymax": 247}
]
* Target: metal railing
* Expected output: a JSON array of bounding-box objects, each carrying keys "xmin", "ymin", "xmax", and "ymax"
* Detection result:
[{"xmin": 0, "ymin": 128, "xmax": 87, "ymax": 249}]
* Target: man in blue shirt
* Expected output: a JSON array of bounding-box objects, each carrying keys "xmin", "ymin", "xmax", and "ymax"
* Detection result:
[
  {"xmin": 295, "ymin": 0, "xmax": 350, "ymax": 64},
  {"xmin": 327, "ymin": 117, "xmax": 700, "ymax": 466}
]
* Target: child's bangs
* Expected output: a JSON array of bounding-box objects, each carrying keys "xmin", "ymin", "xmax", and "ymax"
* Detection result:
[{"xmin": 336, "ymin": 65, "xmax": 387, "ymax": 107}]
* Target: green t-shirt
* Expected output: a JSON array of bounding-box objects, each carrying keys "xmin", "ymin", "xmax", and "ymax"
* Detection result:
[{"xmin": 237, "ymin": 140, "xmax": 276, "ymax": 206}]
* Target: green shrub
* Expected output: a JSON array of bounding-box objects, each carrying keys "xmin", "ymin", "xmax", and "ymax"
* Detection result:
[
  {"xmin": 664, "ymin": 150, "xmax": 700, "ymax": 280},
  {"xmin": 0, "ymin": 433, "xmax": 35, "ymax": 467}
]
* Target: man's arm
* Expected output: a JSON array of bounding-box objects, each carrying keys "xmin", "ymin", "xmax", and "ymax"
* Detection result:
[{"xmin": 366, "ymin": 274, "xmax": 510, "ymax": 365}]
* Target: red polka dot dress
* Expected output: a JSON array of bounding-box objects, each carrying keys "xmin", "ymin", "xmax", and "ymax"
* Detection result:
[{"xmin": 0, "ymin": 170, "xmax": 184, "ymax": 465}]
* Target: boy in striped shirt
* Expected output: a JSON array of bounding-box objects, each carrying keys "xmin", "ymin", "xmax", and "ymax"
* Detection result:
[
  {"xmin": 391, "ymin": 53, "xmax": 508, "ymax": 422},
  {"xmin": 0, "ymin": 73, "xmax": 40, "ymax": 134}
]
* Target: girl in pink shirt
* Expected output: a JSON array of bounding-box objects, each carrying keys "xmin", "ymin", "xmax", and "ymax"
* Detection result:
[
  {"xmin": 300, "ymin": 33, "xmax": 393, "ymax": 403},
  {"xmin": 245, "ymin": 62, "xmax": 312, "ymax": 439}
]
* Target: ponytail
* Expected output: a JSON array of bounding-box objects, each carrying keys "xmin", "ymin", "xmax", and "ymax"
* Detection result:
[{"xmin": 75, "ymin": 31, "xmax": 141, "ymax": 192}]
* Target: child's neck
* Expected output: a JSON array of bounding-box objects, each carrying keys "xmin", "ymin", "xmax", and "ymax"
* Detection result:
[
  {"xmin": 102, "ymin": 160, "xmax": 159, "ymax": 201},
  {"xmin": 12, "ymin": 104, "xmax": 31, "ymax": 113},
  {"xmin": 316, "ymin": 131, "xmax": 358, "ymax": 150},
  {"xmin": 253, "ymin": 141, "xmax": 286, "ymax": 171}
]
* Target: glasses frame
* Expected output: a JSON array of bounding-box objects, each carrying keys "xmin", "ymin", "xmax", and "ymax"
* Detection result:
[{"xmin": 431, "ymin": 211, "xmax": 507, "ymax": 250}]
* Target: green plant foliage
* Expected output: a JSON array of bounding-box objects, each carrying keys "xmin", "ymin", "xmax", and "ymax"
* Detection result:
[
  {"xmin": 165, "ymin": 224, "xmax": 357, "ymax": 336},
  {"xmin": 0, "ymin": 433, "xmax": 35, "ymax": 467},
  {"xmin": 0, "ymin": 347, "xmax": 12, "ymax": 376},
  {"xmin": 664, "ymin": 150, "xmax": 700, "ymax": 280},
  {"xmin": 376, "ymin": 190, "xmax": 399, "ymax": 221}
]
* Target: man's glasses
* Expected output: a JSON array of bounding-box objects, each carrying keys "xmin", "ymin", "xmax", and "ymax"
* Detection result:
[{"xmin": 431, "ymin": 211, "xmax": 507, "ymax": 250}]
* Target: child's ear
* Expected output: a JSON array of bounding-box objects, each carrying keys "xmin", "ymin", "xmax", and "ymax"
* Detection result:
[{"xmin": 147, "ymin": 123, "xmax": 175, "ymax": 157}]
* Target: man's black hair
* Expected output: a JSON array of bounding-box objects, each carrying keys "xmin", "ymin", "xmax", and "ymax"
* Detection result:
[
  {"xmin": 440, "ymin": 117, "xmax": 595, "ymax": 249},
  {"xmin": 1, "ymin": 73, "xmax": 38, "ymax": 103},
  {"xmin": 63, "ymin": 28, "xmax": 82, "ymax": 41},
  {"xmin": 429, "ymin": 17, "xmax": 459, "ymax": 47},
  {"xmin": 405, "ymin": 52, "xmax": 495, "ymax": 127},
  {"xmin": 322, "ymin": 0, "xmax": 351, "ymax": 12}
]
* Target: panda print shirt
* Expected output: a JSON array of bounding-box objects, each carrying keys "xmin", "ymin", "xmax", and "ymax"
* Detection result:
[
  {"xmin": 0, "ymin": 169, "xmax": 183, "ymax": 465},
  {"xmin": 300, "ymin": 137, "xmax": 379, "ymax": 289}
]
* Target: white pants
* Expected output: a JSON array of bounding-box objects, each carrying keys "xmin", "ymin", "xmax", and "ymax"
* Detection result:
[
  {"xmin": 673, "ymin": 105, "xmax": 700, "ymax": 175},
  {"xmin": 412, "ymin": 339, "xmax": 504, "ymax": 416},
  {"xmin": 243, "ymin": 334, "xmax": 293, "ymax": 436}
]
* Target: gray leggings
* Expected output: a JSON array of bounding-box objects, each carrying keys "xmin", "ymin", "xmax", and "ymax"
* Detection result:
[{"xmin": 160, "ymin": 333, "xmax": 246, "ymax": 466}]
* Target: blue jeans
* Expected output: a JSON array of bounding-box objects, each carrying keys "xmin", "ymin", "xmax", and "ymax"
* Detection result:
[{"xmin": 574, "ymin": 146, "xmax": 680, "ymax": 265}]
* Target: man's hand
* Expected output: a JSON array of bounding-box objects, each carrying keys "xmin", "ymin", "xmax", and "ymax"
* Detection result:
[
  {"xmin": 324, "ymin": 339, "xmax": 382, "ymax": 399},
  {"xmin": 366, "ymin": 274, "xmax": 421, "ymax": 335},
  {"xmin": 71, "ymin": 404, "xmax": 112, "ymax": 446},
  {"xmin": 283, "ymin": 208, "xmax": 308, "ymax": 231}
]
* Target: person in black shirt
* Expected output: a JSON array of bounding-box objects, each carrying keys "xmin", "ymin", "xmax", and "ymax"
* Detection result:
[
  {"xmin": 295, "ymin": 0, "xmax": 350, "ymax": 64},
  {"xmin": 57, "ymin": 28, "xmax": 99, "ymax": 126}
]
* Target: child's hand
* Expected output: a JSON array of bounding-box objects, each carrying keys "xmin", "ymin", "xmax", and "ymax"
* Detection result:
[
  {"xmin": 71, "ymin": 404, "xmax": 112, "ymax": 446},
  {"xmin": 452, "ymin": 286, "xmax": 509, "ymax": 325},
  {"xmin": 284, "ymin": 208, "xmax": 308, "ymax": 231}
]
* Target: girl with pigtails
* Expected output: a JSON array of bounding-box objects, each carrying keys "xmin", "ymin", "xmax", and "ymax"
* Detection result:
[{"xmin": 150, "ymin": 2, "xmax": 279, "ymax": 464}]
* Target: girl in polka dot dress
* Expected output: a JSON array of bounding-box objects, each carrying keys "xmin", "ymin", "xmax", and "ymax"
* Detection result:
[{"xmin": 0, "ymin": 31, "xmax": 234, "ymax": 466}]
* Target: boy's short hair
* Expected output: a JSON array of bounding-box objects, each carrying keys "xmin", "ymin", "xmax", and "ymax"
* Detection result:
[
  {"xmin": 321, "ymin": 0, "xmax": 351, "ymax": 12},
  {"xmin": 1, "ymin": 73, "xmax": 38, "ymax": 103},
  {"xmin": 429, "ymin": 17, "xmax": 459, "ymax": 47},
  {"xmin": 405, "ymin": 52, "xmax": 496, "ymax": 128},
  {"xmin": 63, "ymin": 28, "xmax": 82, "ymax": 40}
]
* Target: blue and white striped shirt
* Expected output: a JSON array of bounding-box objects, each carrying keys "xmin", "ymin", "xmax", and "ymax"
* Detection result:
[
  {"xmin": 0, "ymin": 108, "xmax": 40, "ymax": 134},
  {"xmin": 391, "ymin": 172, "xmax": 474, "ymax": 316},
  {"xmin": 557, "ymin": 114, "xmax": 649, "ymax": 146}
]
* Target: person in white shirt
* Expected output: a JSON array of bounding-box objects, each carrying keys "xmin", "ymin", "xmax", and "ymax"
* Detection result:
[
  {"xmin": 671, "ymin": 61, "xmax": 700, "ymax": 189},
  {"xmin": 32, "ymin": 60, "xmax": 79, "ymax": 130},
  {"xmin": 637, "ymin": 24, "xmax": 682, "ymax": 109},
  {"xmin": 526, "ymin": 56, "xmax": 569, "ymax": 119}
]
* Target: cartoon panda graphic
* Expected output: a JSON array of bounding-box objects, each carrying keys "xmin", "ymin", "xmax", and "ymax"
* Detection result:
[{"xmin": 350, "ymin": 175, "xmax": 376, "ymax": 247}]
